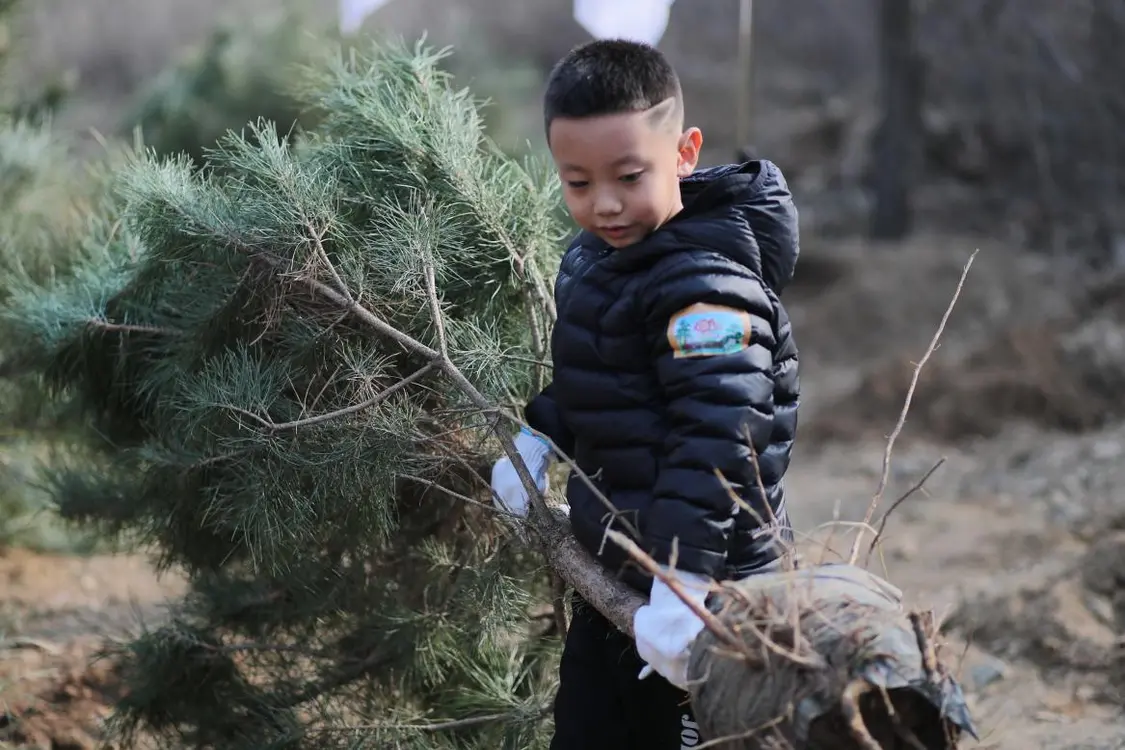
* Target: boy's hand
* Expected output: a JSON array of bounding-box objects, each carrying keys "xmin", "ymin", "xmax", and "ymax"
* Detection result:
[
  {"xmin": 633, "ymin": 567, "xmax": 711, "ymax": 690},
  {"xmin": 490, "ymin": 427, "xmax": 553, "ymax": 517}
]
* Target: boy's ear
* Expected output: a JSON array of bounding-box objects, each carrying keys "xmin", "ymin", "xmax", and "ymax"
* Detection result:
[{"xmin": 676, "ymin": 127, "xmax": 703, "ymax": 177}]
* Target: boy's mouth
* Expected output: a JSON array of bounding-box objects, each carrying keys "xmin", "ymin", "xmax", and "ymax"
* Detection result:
[{"xmin": 599, "ymin": 225, "xmax": 633, "ymax": 241}]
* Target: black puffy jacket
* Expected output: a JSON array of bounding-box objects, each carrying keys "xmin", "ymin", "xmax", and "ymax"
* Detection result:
[{"xmin": 526, "ymin": 160, "xmax": 800, "ymax": 592}]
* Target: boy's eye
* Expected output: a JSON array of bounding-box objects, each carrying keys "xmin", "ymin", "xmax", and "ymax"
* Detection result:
[
  {"xmin": 620, "ymin": 171, "xmax": 644, "ymax": 184},
  {"xmin": 566, "ymin": 180, "xmax": 589, "ymax": 189}
]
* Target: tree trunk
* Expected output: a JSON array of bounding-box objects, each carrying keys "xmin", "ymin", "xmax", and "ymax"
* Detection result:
[{"xmin": 869, "ymin": 0, "xmax": 924, "ymax": 241}]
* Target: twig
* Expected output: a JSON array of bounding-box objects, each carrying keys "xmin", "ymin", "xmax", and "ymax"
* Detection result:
[
  {"xmin": 223, "ymin": 363, "xmax": 436, "ymax": 431},
  {"xmin": 841, "ymin": 679, "xmax": 882, "ymax": 750},
  {"xmin": 326, "ymin": 706, "xmax": 550, "ymax": 733},
  {"xmin": 307, "ymin": 220, "xmax": 354, "ymax": 303},
  {"xmin": 744, "ymin": 437, "xmax": 794, "ymax": 571},
  {"xmin": 399, "ymin": 473, "xmax": 507, "ymax": 515},
  {"xmin": 550, "ymin": 573, "xmax": 569, "ymax": 640},
  {"xmin": 525, "ymin": 297, "xmax": 548, "ymax": 392},
  {"xmin": 847, "ymin": 249, "xmax": 978, "ymax": 565},
  {"xmin": 864, "ymin": 456, "xmax": 946, "ymax": 565},
  {"xmin": 85, "ymin": 319, "xmax": 176, "ymax": 336},
  {"xmin": 499, "ymin": 352, "xmax": 553, "ymax": 369},
  {"xmin": 1, "ymin": 637, "xmax": 62, "ymax": 655},
  {"xmin": 909, "ymin": 610, "xmax": 938, "ymax": 682},
  {"xmin": 422, "ymin": 262, "xmax": 449, "ymax": 358},
  {"xmin": 696, "ymin": 715, "xmax": 786, "ymax": 750}
]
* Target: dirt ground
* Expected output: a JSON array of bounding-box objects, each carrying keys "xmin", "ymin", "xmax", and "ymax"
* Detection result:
[{"xmin": 4, "ymin": 234, "xmax": 1125, "ymax": 748}]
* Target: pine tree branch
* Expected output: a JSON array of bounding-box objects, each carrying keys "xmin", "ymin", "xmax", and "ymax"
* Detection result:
[{"xmin": 259, "ymin": 240, "xmax": 648, "ymax": 633}]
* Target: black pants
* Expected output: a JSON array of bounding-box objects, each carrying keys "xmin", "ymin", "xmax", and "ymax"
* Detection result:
[{"xmin": 550, "ymin": 597, "xmax": 702, "ymax": 749}]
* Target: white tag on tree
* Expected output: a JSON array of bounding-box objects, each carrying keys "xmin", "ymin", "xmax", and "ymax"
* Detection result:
[
  {"xmin": 338, "ymin": 0, "xmax": 394, "ymax": 35},
  {"xmin": 573, "ymin": 0, "xmax": 676, "ymax": 46}
]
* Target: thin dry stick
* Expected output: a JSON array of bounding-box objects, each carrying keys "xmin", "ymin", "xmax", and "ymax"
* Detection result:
[
  {"xmin": 399, "ymin": 473, "xmax": 506, "ymax": 515},
  {"xmin": 908, "ymin": 611, "xmax": 938, "ymax": 682},
  {"xmin": 863, "ymin": 457, "xmax": 946, "ymax": 565},
  {"xmin": 696, "ymin": 715, "xmax": 787, "ymax": 750},
  {"xmin": 549, "ymin": 573, "xmax": 569, "ymax": 640},
  {"xmin": 224, "ymin": 364, "xmax": 436, "ymax": 432},
  {"xmin": 847, "ymin": 249, "xmax": 978, "ymax": 565},
  {"xmin": 307, "ymin": 220, "xmax": 355, "ymax": 304},
  {"xmin": 327, "ymin": 706, "xmax": 550, "ymax": 733},
  {"xmin": 815, "ymin": 498, "xmax": 847, "ymax": 566},
  {"xmin": 841, "ymin": 679, "xmax": 882, "ymax": 750},
  {"xmin": 422, "ymin": 262, "xmax": 449, "ymax": 358},
  {"xmin": 745, "ymin": 437, "xmax": 795, "ymax": 574},
  {"xmin": 87, "ymin": 319, "xmax": 176, "ymax": 336}
]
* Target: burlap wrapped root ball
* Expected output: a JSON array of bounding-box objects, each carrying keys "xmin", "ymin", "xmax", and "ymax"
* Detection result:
[{"xmin": 685, "ymin": 564, "xmax": 977, "ymax": 750}]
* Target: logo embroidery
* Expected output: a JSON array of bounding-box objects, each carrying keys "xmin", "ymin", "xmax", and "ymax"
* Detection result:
[
  {"xmin": 680, "ymin": 714, "xmax": 700, "ymax": 748},
  {"xmin": 667, "ymin": 303, "xmax": 752, "ymax": 359}
]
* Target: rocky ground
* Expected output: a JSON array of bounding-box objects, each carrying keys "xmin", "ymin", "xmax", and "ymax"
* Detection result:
[{"xmin": 3, "ymin": 233, "xmax": 1125, "ymax": 748}]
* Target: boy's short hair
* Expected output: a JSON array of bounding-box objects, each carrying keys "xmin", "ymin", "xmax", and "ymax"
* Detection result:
[{"xmin": 543, "ymin": 39, "xmax": 683, "ymax": 136}]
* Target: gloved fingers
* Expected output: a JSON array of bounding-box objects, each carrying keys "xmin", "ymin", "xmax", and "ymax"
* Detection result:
[
  {"xmin": 638, "ymin": 664, "xmax": 654, "ymax": 680},
  {"xmin": 494, "ymin": 492, "xmax": 528, "ymax": 517},
  {"xmin": 489, "ymin": 456, "xmax": 513, "ymax": 485}
]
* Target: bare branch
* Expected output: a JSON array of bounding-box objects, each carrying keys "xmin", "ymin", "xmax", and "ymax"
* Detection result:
[
  {"xmin": 222, "ymin": 364, "xmax": 437, "ymax": 432},
  {"xmin": 864, "ymin": 456, "xmax": 946, "ymax": 565},
  {"xmin": 847, "ymin": 249, "xmax": 977, "ymax": 565},
  {"xmin": 86, "ymin": 319, "xmax": 177, "ymax": 336},
  {"xmin": 306, "ymin": 220, "xmax": 354, "ymax": 303},
  {"xmin": 841, "ymin": 679, "xmax": 882, "ymax": 750},
  {"xmin": 323, "ymin": 705, "xmax": 551, "ymax": 734},
  {"xmin": 399, "ymin": 473, "xmax": 508, "ymax": 515},
  {"xmin": 422, "ymin": 261, "xmax": 449, "ymax": 359}
]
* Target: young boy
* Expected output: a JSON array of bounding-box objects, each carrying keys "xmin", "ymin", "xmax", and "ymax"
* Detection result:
[{"xmin": 490, "ymin": 39, "xmax": 800, "ymax": 749}]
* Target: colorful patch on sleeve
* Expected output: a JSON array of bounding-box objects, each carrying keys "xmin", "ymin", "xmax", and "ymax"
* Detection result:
[{"xmin": 666, "ymin": 303, "xmax": 753, "ymax": 359}]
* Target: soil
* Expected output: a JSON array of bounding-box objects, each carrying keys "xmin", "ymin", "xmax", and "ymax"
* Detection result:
[{"xmin": 4, "ymin": 232, "xmax": 1125, "ymax": 749}]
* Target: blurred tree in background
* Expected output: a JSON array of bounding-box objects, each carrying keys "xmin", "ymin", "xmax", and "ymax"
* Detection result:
[
  {"xmin": 0, "ymin": 0, "xmax": 108, "ymax": 551},
  {"xmin": 0, "ymin": 0, "xmax": 70, "ymax": 121},
  {"xmin": 122, "ymin": 13, "xmax": 326, "ymax": 167},
  {"xmin": 2, "ymin": 38, "xmax": 568, "ymax": 748},
  {"xmin": 121, "ymin": 9, "xmax": 550, "ymax": 167}
]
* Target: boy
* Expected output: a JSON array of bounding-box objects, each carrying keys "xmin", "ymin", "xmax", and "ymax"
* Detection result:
[{"xmin": 490, "ymin": 39, "xmax": 800, "ymax": 749}]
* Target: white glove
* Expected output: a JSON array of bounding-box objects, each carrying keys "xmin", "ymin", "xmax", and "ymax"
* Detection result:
[
  {"xmin": 633, "ymin": 567, "xmax": 712, "ymax": 690},
  {"xmin": 490, "ymin": 427, "xmax": 552, "ymax": 517}
]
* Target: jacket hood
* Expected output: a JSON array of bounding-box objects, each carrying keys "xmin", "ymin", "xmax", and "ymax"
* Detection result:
[{"xmin": 676, "ymin": 159, "xmax": 801, "ymax": 295}]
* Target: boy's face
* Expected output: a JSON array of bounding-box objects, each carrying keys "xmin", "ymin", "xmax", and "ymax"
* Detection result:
[{"xmin": 548, "ymin": 102, "xmax": 703, "ymax": 249}]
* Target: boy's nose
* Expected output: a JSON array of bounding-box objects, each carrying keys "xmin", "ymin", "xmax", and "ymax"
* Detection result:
[{"xmin": 593, "ymin": 190, "xmax": 623, "ymax": 216}]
